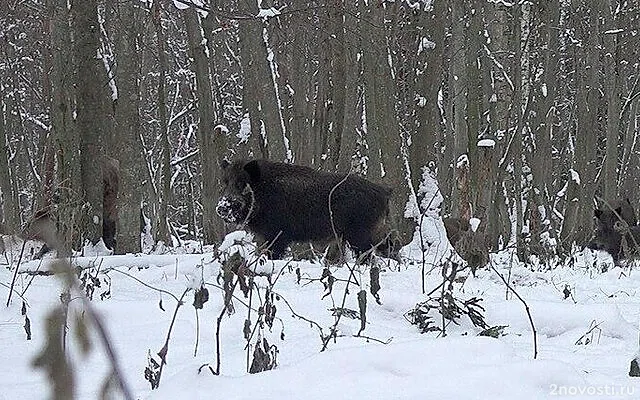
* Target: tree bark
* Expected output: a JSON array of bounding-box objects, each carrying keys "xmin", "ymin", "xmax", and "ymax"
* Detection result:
[
  {"xmin": 362, "ymin": 3, "xmax": 412, "ymax": 244},
  {"xmin": 528, "ymin": 0, "xmax": 560, "ymax": 258},
  {"xmin": 0, "ymin": 91, "xmax": 19, "ymax": 234},
  {"xmin": 183, "ymin": 8, "xmax": 226, "ymax": 244},
  {"xmin": 512, "ymin": 3, "xmax": 525, "ymax": 259},
  {"xmin": 409, "ymin": 0, "xmax": 445, "ymax": 205},
  {"xmin": 560, "ymin": 1, "xmax": 601, "ymax": 251},
  {"xmin": 466, "ymin": 0, "xmax": 482, "ymax": 217},
  {"xmin": 50, "ymin": 0, "xmax": 79, "ymax": 253},
  {"xmin": 113, "ymin": 0, "xmax": 142, "ymax": 254},
  {"xmin": 237, "ymin": 7, "xmax": 287, "ymax": 161},
  {"xmin": 603, "ymin": 11, "xmax": 620, "ymax": 201},
  {"xmin": 450, "ymin": 0, "xmax": 468, "ymax": 217},
  {"xmin": 72, "ymin": 0, "xmax": 104, "ymax": 246},
  {"xmin": 153, "ymin": 1, "xmax": 172, "ymax": 246}
]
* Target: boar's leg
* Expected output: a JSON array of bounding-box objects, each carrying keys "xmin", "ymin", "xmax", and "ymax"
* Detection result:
[
  {"xmin": 344, "ymin": 229, "xmax": 376, "ymax": 261},
  {"xmin": 261, "ymin": 229, "xmax": 290, "ymax": 259}
]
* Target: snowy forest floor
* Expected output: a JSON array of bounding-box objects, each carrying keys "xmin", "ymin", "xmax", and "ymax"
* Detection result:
[{"xmin": 2, "ymin": 222, "xmax": 640, "ymax": 399}]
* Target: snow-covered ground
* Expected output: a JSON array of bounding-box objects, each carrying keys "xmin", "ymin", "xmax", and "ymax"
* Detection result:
[{"xmin": 1, "ymin": 225, "xmax": 640, "ymax": 400}]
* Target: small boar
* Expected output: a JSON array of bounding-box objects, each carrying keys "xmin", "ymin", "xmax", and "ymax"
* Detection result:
[
  {"xmin": 216, "ymin": 159, "xmax": 393, "ymax": 259},
  {"xmin": 443, "ymin": 217, "xmax": 471, "ymax": 247},
  {"xmin": 26, "ymin": 156, "xmax": 120, "ymax": 257},
  {"xmin": 587, "ymin": 198, "xmax": 638, "ymax": 261},
  {"xmin": 444, "ymin": 217, "xmax": 488, "ymax": 275}
]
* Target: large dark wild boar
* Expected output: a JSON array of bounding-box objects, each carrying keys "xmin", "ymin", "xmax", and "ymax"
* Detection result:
[
  {"xmin": 587, "ymin": 198, "xmax": 639, "ymax": 261},
  {"xmin": 216, "ymin": 159, "xmax": 393, "ymax": 259}
]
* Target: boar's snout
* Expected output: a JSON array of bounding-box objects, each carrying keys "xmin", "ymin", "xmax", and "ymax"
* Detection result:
[{"xmin": 216, "ymin": 196, "xmax": 247, "ymax": 224}]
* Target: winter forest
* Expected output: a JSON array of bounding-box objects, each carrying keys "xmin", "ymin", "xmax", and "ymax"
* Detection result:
[
  {"xmin": 1, "ymin": 0, "xmax": 640, "ymax": 260},
  {"xmin": 2, "ymin": 0, "xmax": 640, "ymax": 399}
]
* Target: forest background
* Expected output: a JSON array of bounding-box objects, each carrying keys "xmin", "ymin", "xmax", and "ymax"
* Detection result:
[{"xmin": 0, "ymin": 0, "xmax": 639, "ymax": 263}]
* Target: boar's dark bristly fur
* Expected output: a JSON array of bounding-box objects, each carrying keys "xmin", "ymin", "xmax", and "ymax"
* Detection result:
[
  {"xmin": 443, "ymin": 217, "xmax": 471, "ymax": 247},
  {"xmin": 587, "ymin": 198, "xmax": 638, "ymax": 261},
  {"xmin": 216, "ymin": 159, "xmax": 393, "ymax": 259}
]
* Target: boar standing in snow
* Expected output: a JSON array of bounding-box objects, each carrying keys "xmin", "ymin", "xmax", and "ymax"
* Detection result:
[
  {"xmin": 216, "ymin": 159, "xmax": 394, "ymax": 259},
  {"xmin": 587, "ymin": 198, "xmax": 640, "ymax": 261},
  {"xmin": 443, "ymin": 217, "xmax": 488, "ymax": 275}
]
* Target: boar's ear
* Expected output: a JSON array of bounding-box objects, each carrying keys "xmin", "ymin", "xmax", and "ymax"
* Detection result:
[
  {"xmin": 615, "ymin": 207, "xmax": 622, "ymax": 216},
  {"xmin": 244, "ymin": 160, "xmax": 261, "ymax": 182},
  {"xmin": 220, "ymin": 159, "xmax": 230, "ymax": 169},
  {"xmin": 594, "ymin": 209, "xmax": 602, "ymax": 219}
]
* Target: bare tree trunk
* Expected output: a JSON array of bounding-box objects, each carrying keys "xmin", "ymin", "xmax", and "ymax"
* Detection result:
[
  {"xmin": 72, "ymin": 0, "xmax": 104, "ymax": 246},
  {"xmin": 512, "ymin": 3, "xmax": 525, "ymax": 259},
  {"xmin": 362, "ymin": 3, "xmax": 412, "ymax": 243},
  {"xmin": 603, "ymin": 12, "xmax": 621, "ymax": 201},
  {"xmin": 237, "ymin": 6, "xmax": 287, "ymax": 161},
  {"xmin": 183, "ymin": 8, "xmax": 226, "ymax": 244},
  {"xmin": 327, "ymin": 0, "xmax": 347, "ymax": 170},
  {"xmin": 466, "ymin": 0, "xmax": 483, "ymax": 217},
  {"xmin": 337, "ymin": 7, "xmax": 360, "ymax": 173},
  {"xmin": 560, "ymin": 1, "xmax": 601, "ymax": 251},
  {"xmin": 486, "ymin": 2, "xmax": 513, "ymax": 248},
  {"xmin": 153, "ymin": 1, "xmax": 171, "ymax": 246},
  {"xmin": 50, "ymin": 0, "xmax": 79, "ymax": 253},
  {"xmin": 0, "ymin": 93, "xmax": 19, "ymax": 234},
  {"xmin": 409, "ymin": 0, "xmax": 445, "ymax": 204},
  {"xmin": 113, "ymin": 1, "xmax": 142, "ymax": 254},
  {"xmin": 450, "ymin": 0, "xmax": 468, "ymax": 217},
  {"xmin": 312, "ymin": 31, "xmax": 331, "ymax": 167},
  {"xmin": 528, "ymin": 0, "xmax": 560, "ymax": 258},
  {"xmin": 286, "ymin": 12, "xmax": 313, "ymax": 166}
]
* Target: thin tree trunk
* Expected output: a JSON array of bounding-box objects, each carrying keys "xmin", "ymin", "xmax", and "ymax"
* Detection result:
[
  {"xmin": 560, "ymin": 1, "xmax": 601, "ymax": 251},
  {"xmin": 603, "ymin": 11, "xmax": 620, "ymax": 201},
  {"xmin": 513, "ymin": 3, "xmax": 525, "ymax": 259},
  {"xmin": 0, "ymin": 92, "xmax": 19, "ymax": 234},
  {"xmin": 183, "ymin": 8, "xmax": 226, "ymax": 244},
  {"xmin": 153, "ymin": 1, "xmax": 171, "ymax": 246},
  {"xmin": 113, "ymin": 1, "xmax": 142, "ymax": 254},
  {"xmin": 466, "ymin": 0, "xmax": 482, "ymax": 217},
  {"xmin": 362, "ymin": 2, "xmax": 412, "ymax": 243},
  {"xmin": 328, "ymin": 0, "xmax": 347, "ymax": 170},
  {"xmin": 409, "ymin": 0, "xmax": 445, "ymax": 204},
  {"xmin": 237, "ymin": 5, "xmax": 287, "ymax": 161},
  {"xmin": 450, "ymin": 0, "xmax": 468, "ymax": 217},
  {"xmin": 337, "ymin": 6, "xmax": 360, "ymax": 173},
  {"xmin": 528, "ymin": 0, "xmax": 560, "ymax": 258}
]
